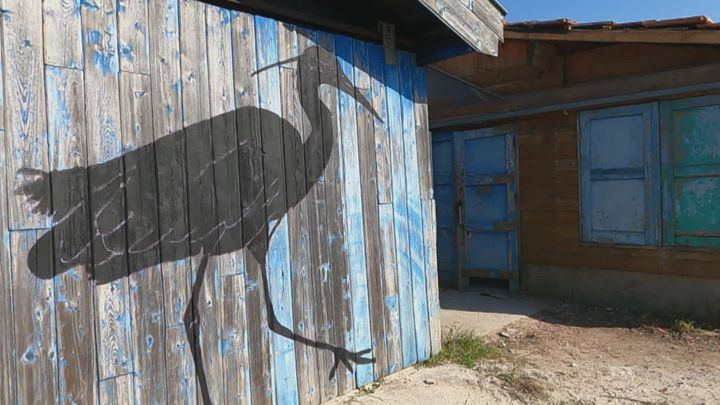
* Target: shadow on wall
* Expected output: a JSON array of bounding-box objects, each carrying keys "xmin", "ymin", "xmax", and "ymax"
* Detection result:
[{"xmin": 15, "ymin": 44, "xmax": 378, "ymax": 404}]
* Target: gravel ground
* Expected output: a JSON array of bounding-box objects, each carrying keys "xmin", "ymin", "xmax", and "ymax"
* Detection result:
[{"xmin": 328, "ymin": 304, "xmax": 720, "ymax": 405}]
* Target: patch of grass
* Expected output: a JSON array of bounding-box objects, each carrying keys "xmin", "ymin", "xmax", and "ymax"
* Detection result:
[
  {"xmin": 673, "ymin": 319, "xmax": 697, "ymax": 334},
  {"xmin": 498, "ymin": 369, "xmax": 547, "ymax": 400},
  {"xmin": 423, "ymin": 327, "xmax": 499, "ymax": 368}
]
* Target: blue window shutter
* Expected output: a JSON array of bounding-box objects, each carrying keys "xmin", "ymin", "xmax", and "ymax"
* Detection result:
[
  {"xmin": 661, "ymin": 95, "xmax": 720, "ymax": 248},
  {"xmin": 580, "ymin": 103, "xmax": 660, "ymax": 245}
]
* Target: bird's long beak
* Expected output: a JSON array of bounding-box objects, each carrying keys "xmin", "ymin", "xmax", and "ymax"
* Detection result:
[
  {"xmin": 337, "ymin": 68, "xmax": 382, "ymax": 122},
  {"xmin": 253, "ymin": 54, "xmax": 383, "ymax": 122}
]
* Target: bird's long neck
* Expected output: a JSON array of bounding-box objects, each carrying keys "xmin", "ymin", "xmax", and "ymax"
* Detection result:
[{"xmin": 302, "ymin": 86, "xmax": 336, "ymax": 187}]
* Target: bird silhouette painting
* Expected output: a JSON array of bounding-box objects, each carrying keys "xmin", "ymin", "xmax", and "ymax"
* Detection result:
[{"xmin": 15, "ymin": 43, "xmax": 379, "ymax": 404}]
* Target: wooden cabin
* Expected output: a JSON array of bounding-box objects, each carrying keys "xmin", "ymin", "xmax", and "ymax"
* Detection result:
[
  {"xmin": 0, "ymin": 1, "xmax": 505, "ymax": 404},
  {"xmin": 429, "ymin": 16, "xmax": 720, "ymax": 322}
]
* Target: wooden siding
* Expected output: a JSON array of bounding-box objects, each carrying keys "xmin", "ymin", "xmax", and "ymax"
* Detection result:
[
  {"xmin": 515, "ymin": 111, "xmax": 720, "ymax": 281},
  {"xmin": 0, "ymin": 3, "xmax": 439, "ymax": 405}
]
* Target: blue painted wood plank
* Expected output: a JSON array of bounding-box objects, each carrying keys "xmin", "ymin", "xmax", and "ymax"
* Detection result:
[
  {"xmin": 10, "ymin": 230, "xmax": 59, "ymax": 404},
  {"xmin": 505, "ymin": 132, "xmax": 519, "ymax": 293},
  {"xmin": 336, "ymin": 33, "xmax": 374, "ymax": 387},
  {"xmin": 317, "ymin": 30, "xmax": 355, "ymax": 395},
  {"xmin": 3, "ymin": 0, "xmax": 52, "ymax": 230},
  {"xmin": 45, "ymin": 65, "xmax": 99, "ymax": 404},
  {"xmin": 117, "ymin": 0, "xmax": 150, "ymax": 74},
  {"xmin": 81, "ymin": 0, "xmax": 135, "ymax": 388},
  {"xmin": 0, "ymin": 128, "xmax": 17, "ymax": 405},
  {"xmin": 399, "ymin": 51, "xmax": 430, "ymax": 362},
  {"xmin": 255, "ymin": 15, "xmax": 300, "ymax": 405},
  {"xmin": 384, "ymin": 52, "xmax": 418, "ymax": 368},
  {"xmin": 43, "ymin": 0, "xmax": 84, "ymax": 68},
  {"xmin": 368, "ymin": 44, "xmax": 403, "ymax": 374}
]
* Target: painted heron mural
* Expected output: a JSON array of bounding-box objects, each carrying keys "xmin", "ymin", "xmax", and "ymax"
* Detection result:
[{"xmin": 15, "ymin": 43, "xmax": 379, "ymax": 404}]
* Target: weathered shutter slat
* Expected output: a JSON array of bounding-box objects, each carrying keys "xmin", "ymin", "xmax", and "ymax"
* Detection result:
[
  {"xmin": 580, "ymin": 103, "xmax": 660, "ymax": 246},
  {"xmin": 661, "ymin": 95, "xmax": 720, "ymax": 247}
]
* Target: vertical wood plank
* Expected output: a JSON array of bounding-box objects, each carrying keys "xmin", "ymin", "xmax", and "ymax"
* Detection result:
[
  {"xmin": 413, "ymin": 65, "xmax": 440, "ymax": 354},
  {"xmin": 297, "ymin": 28, "xmax": 339, "ymax": 402},
  {"xmin": 0, "ymin": 22, "xmax": 17, "ymax": 399},
  {"xmin": 81, "ymin": 0, "xmax": 134, "ymax": 381},
  {"xmin": 369, "ymin": 44, "xmax": 402, "ymax": 375},
  {"xmin": 413, "ymin": 66, "xmax": 433, "ymax": 201},
  {"xmin": 280, "ymin": 22, "xmax": 320, "ymax": 405},
  {"xmin": 2, "ymin": 0, "xmax": 51, "ymax": 229},
  {"xmin": 355, "ymin": 38, "xmax": 389, "ymax": 379},
  {"xmin": 43, "ymin": 0, "xmax": 83, "ymax": 68},
  {"xmin": 117, "ymin": 0, "xmax": 150, "ymax": 74},
  {"xmin": 98, "ymin": 373, "xmax": 134, "ymax": 405},
  {"xmin": 231, "ymin": 10, "xmax": 274, "ymax": 404},
  {"xmin": 221, "ymin": 275, "xmax": 251, "ymax": 404},
  {"xmin": 255, "ymin": 15, "xmax": 300, "ymax": 405},
  {"xmin": 421, "ymin": 199, "xmax": 441, "ymax": 356},
  {"xmin": 208, "ymin": 5, "xmax": 247, "ymax": 403},
  {"xmin": 120, "ymin": 71, "xmax": 168, "ymax": 404},
  {"xmin": 369, "ymin": 44, "xmax": 393, "ymax": 205},
  {"xmin": 384, "ymin": 53, "xmax": 418, "ymax": 368},
  {"xmin": 45, "ymin": 65, "xmax": 98, "ymax": 404},
  {"xmin": 11, "ymin": 230, "xmax": 58, "ymax": 404},
  {"xmin": 453, "ymin": 133, "xmax": 467, "ymax": 289},
  {"xmin": 399, "ymin": 51, "xmax": 431, "ymax": 362},
  {"xmin": 317, "ymin": 30, "xmax": 354, "ymax": 394}
]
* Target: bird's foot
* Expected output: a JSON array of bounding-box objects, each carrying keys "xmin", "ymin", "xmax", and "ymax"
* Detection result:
[{"xmin": 328, "ymin": 347, "xmax": 375, "ymax": 380}]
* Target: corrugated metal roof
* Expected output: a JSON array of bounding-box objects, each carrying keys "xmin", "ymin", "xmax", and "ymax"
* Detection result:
[{"xmin": 506, "ymin": 15, "xmax": 720, "ymax": 32}]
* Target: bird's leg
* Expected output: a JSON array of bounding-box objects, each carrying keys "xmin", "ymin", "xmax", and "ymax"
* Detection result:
[
  {"xmin": 183, "ymin": 252, "xmax": 213, "ymax": 405},
  {"xmin": 250, "ymin": 232, "xmax": 375, "ymax": 381}
]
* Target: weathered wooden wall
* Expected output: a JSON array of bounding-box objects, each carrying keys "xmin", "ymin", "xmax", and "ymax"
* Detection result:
[
  {"xmin": 0, "ymin": 1, "xmax": 440, "ymax": 404},
  {"xmin": 514, "ymin": 110, "xmax": 720, "ymax": 280}
]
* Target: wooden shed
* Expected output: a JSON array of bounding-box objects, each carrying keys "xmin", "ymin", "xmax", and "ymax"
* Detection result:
[
  {"xmin": 0, "ymin": 1, "xmax": 505, "ymax": 404},
  {"xmin": 429, "ymin": 16, "xmax": 720, "ymax": 322}
]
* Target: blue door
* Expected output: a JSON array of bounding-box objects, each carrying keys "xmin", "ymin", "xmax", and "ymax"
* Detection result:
[{"xmin": 433, "ymin": 128, "xmax": 519, "ymax": 291}]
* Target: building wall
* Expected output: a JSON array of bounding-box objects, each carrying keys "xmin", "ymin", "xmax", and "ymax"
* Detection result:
[
  {"xmin": 514, "ymin": 110, "xmax": 720, "ymax": 322},
  {"xmin": 0, "ymin": 2, "xmax": 440, "ymax": 404}
]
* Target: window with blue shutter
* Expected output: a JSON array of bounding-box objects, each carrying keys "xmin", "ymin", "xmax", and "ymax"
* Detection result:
[
  {"xmin": 579, "ymin": 103, "xmax": 661, "ymax": 246},
  {"xmin": 660, "ymin": 95, "xmax": 720, "ymax": 248}
]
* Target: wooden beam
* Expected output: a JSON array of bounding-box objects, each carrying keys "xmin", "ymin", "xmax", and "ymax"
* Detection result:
[
  {"xmin": 505, "ymin": 29, "xmax": 720, "ymax": 46},
  {"xmin": 431, "ymin": 62, "xmax": 720, "ymax": 129}
]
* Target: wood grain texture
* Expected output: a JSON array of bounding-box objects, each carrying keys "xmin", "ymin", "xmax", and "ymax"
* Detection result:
[
  {"xmin": 81, "ymin": 0, "xmax": 134, "ymax": 381},
  {"xmin": 384, "ymin": 55, "xmax": 418, "ymax": 367},
  {"xmin": 0, "ymin": 37, "xmax": 17, "ymax": 398},
  {"xmin": 353, "ymin": 38, "xmax": 388, "ymax": 379},
  {"xmin": 117, "ymin": 0, "xmax": 151, "ymax": 74},
  {"xmin": 45, "ymin": 66, "xmax": 98, "ymax": 404},
  {"xmin": 3, "ymin": 0, "xmax": 51, "ymax": 229},
  {"xmin": 297, "ymin": 27, "xmax": 339, "ymax": 402},
  {"xmin": 422, "ymin": 199, "xmax": 442, "ymax": 355},
  {"xmin": 231, "ymin": 10, "xmax": 274, "ymax": 404},
  {"xmin": 336, "ymin": 33, "xmax": 374, "ymax": 387},
  {"xmin": 318, "ymin": 30, "xmax": 354, "ymax": 394},
  {"xmin": 98, "ymin": 374, "xmax": 134, "ymax": 405},
  {"xmin": 399, "ymin": 52, "xmax": 430, "ymax": 362},
  {"xmin": 413, "ymin": 67, "xmax": 433, "ymax": 201},
  {"xmin": 368, "ymin": 45, "xmax": 393, "ymax": 205},
  {"xmin": 280, "ymin": 22, "xmax": 321, "ymax": 405},
  {"xmin": 43, "ymin": 0, "xmax": 83, "ymax": 68},
  {"xmin": 221, "ymin": 275, "xmax": 251, "ymax": 404},
  {"xmin": 417, "ymin": 0, "xmax": 501, "ymax": 56},
  {"xmin": 256, "ymin": 15, "xmax": 300, "ymax": 404},
  {"xmin": 11, "ymin": 230, "xmax": 58, "ymax": 404},
  {"xmin": 120, "ymin": 71, "xmax": 168, "ymax": 405}
]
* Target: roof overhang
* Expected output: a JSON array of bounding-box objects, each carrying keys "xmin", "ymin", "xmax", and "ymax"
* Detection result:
[{"xmin": 203, "ymin": 0, "xmax": 506, "ymax": 63}]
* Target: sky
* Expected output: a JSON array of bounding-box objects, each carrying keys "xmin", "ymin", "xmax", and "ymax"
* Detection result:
[{"xmin": 498, "ymin": 0, "xmax": 720, "ymax": 23}]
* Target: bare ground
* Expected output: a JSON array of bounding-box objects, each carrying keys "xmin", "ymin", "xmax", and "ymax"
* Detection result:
[{"xmin": 329, "ymin": 304, "xmax": 720, "ymax": 405}]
